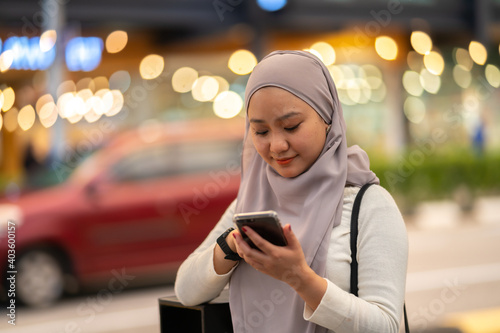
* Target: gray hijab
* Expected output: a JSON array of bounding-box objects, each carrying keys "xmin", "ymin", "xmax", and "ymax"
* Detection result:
[{"xmin": 230, "ymin": 50, "xmax": 379, "ymax": 333}]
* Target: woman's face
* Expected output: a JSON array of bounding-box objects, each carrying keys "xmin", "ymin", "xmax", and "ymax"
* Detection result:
[{"xmin": 247, "ymin": 86, "xmax": 328, "ymax": 178}]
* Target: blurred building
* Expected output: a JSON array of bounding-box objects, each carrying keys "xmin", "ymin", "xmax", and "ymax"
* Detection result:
[{"xmin": 1, "ymin": 0, "xmax": 500, "ymax": 191}]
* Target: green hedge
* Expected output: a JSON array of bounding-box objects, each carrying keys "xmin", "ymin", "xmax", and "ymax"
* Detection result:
[{"xmin": 370, "ymin": 149, "xmax": 500, "ymax": 213}]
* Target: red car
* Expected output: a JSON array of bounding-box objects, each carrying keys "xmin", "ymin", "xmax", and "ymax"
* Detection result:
[{"xmin": 0, "ymin": 118, "xmax": 244, "ymax": 307}]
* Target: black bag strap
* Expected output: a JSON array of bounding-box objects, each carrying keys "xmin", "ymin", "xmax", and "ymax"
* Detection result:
[{"xmin": 349, "ymin": 183, "xmax": 410, "ymax": 333}]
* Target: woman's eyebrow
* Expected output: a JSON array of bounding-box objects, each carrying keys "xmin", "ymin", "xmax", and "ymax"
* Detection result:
[{"xmin": 249, "ymin": 111, "xmax": 301, "ymax": 124}]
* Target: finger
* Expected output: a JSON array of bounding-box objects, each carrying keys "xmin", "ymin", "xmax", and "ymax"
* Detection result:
[
  {"xmin": 241, "ymin": 226, "xmax": 274, "ymax": 254},
  {"xmin": 283, "ymin": 224, "xmax": 300, "ymax": 248}
]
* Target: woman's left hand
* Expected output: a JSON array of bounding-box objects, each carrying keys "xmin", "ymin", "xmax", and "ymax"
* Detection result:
[{"xmin": 233, "ymin": 224, "xmax": 310, "ymax": 288}]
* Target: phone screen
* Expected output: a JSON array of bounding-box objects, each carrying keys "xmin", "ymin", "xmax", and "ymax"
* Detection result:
[{"xmin": 233, "ymin": 211, "xmax": 287, "ymax": 249}]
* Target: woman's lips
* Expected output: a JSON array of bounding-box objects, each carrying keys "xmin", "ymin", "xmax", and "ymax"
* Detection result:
[{"xmin": 275, "ymin": 157, "xmax": 295, "ymax": 165}]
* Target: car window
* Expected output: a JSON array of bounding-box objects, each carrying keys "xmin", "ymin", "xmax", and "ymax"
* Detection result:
[{"xmin": 109, "ymin": 140, "xmax": 241, "ymax": 182}]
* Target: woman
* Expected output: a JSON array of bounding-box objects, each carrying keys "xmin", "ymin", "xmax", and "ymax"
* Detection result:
[{"xmin": 175, "ymin": 50, "xmax": 408, "ymax": 333}]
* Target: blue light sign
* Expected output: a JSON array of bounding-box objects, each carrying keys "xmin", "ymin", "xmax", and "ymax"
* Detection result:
[
  {"xmin": 0, "ymin": 36, "xmax": 104, "ymax": 72},
  {"xmin": 65, "ymin": 37, "xmax": 104, "ymax": 72},
  {"xmin": 2, "ymin": 36, "xmax": 56, "ymax": 70},
  {"xmin": 256, "ymin": 0, "xmax": 287, "ymax": 12}
]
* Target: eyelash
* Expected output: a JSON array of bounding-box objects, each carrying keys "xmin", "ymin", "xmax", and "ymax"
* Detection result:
[{"xmin": 253, "ymin": 123, "xmax": 301, "ymax": 136}]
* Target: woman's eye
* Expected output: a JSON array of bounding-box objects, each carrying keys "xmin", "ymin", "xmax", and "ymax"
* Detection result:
[
  {"xmin": 285, "ymin": 123, "xmax": 301, "ymax": 132},
  {"xmin": 254, "ymin": 130, "xmax": 268, "ymax": 136}
]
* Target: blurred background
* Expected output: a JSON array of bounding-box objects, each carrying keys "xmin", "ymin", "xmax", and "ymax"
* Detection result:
[{"xmin": 0, "ymin": 0, "xmax": 499, "ymax": 332}]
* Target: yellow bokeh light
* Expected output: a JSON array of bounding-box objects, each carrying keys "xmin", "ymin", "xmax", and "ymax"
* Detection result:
[
  {"xmin": 140, "ymin": 54, "xmax": 165, "ymax": 80},
  {"xmin": 469, "ymin": 41, "xmax": 487, "ymax": 65},
  {"xmin": 0, "ymin": 90, "xmax": 4, "ymax": 110},
  {"xmin": 3, "ymin": 108, "xmax": 18, "ymax": 132},
  {"xmin": 0, "ymin": 114, "xmax": 2, "ymax": 131},
  {"xmin": 404, "ymin": 97, "xmax": 426, "ymax": 124},
  {"xmin": 213, "ymin": 91, "xmax": 243, "ymax": 119},
  {"xmin": 105, "ymin": 90, "xmax": 124, "ymax": 117},
  {"xmin": 419, "ymin": 69, "xmax": 441, "ymax": 94},
  {"xmin": 402, "ymin": 71, "xmax": 424, "ymax": 97},
  {"xmin": 40, "ymin": 30, "xmax": 57, "ymax": 52},
  {"xmin": 454, "ymin": 48, "xmax": 474, "ymax": 70},
  {"xmin": 36, "ymin": 94, "xmax": 54, "ymax": 115},
  {"xmin": 410, "ymin": 31, "xmax": 432, "ymax": 55},
  {"xmin": 423, "ymin": 51, "xmax": 445, "ymax": 75},
  {"xmin": 106, "ymin": 30, "xmax": 128, "ymax": 53},
  {"xmin": 407, "ymin": 51, "xmax": 424, "ymax": 72},
  {"xmin": 172, "ymin": 67, "xmax": 198, "ymax": 93},
  {"xmin": 18, "ymin": 105, "xmax": 36, "ymax": 131},
  {"xmin": 375, "ymin": 36, "xmax": 398, "ymax": 61},
  {"xmin": 212, "ymin": 76, "xmax": 230, "ymax": 95},
  {"xmin": 39, "ymin": 102, "xmax": 58, "ymax": 128},
  {"xmin": 228, "ymin": 49, "xmax": 257, "ymax": 75},
  {"xmin": 310, "ymin": 42, "xmax": 336, "ymax": 66},
  {"xmin": 191, "ymin": 76, "xmax": 219, "ymax": 102},
  {"xmin": 485, "ymin": 64, "xmax": 500, "ymax": 88},
  {"xmin": 93, "ymin": 76, "xmax": 109, "ymax": 91},
  {"xmin": 0, "ymin": 50, "xmax": 14, "ymax": 72},
  {"xmin": 453, "ymin": 65, "xmax": 472, "ymax": 89},
  {"xmin": 1, "ymin": 87, "xmax": 15, "ymax": 112},
  {"xmin": 57, "ymin": 80, "xmax": 76, "ymax": 97}
]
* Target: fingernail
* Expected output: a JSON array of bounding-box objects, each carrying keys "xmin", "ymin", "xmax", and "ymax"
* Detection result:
[
  {"xmin": 287, "ymin": 225, "xmax": 292, "ymax": 231},
  {"xmin": 232, "ymin": 233, "xmax": 236, "ymax": 238},
  {"xmin": 242, "ymin": 227, "xmax": 247, "ymax": 232}
]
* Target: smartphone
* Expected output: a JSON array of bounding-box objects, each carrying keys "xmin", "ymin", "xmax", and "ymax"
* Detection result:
[{"xmin": 233, "ymin": 210, "xmax": 288, "ymax": 250}]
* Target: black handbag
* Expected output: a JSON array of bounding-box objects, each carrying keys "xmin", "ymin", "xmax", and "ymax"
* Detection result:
[{"xmin": 350, "ymin": 183, "xmax": 410, "ymax": 333}]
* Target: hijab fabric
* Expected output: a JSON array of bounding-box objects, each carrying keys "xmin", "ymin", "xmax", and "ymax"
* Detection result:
[{"xmin": 230, "ymin": 50, "xmax": 379, "ymax": 333}]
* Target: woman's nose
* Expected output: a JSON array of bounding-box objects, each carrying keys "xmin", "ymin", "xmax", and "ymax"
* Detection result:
[{"xmin": 269, "ymin": 133, "xmax": 289, "ymax": 153}]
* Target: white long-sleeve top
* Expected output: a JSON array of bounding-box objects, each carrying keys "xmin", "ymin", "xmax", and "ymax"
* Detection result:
[{"xmin": 175, "ymin": 185, "xmax": 408, "ymax": 333}]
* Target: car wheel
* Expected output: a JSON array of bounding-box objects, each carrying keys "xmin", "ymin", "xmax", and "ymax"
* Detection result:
[{"xmin": 16, "ymin": 250, "xmax": 65, "ymax": 307}]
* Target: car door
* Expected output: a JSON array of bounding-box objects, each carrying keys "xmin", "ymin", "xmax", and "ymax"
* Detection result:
[{"xmin": 75, "ymin": 139, "xmax": 241, "ymax": 278}]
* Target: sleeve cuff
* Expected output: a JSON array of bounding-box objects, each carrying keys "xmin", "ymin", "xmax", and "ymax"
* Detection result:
[{"xmin": 303, "ymin": 279, "xmax": 352, "ymax": 330}]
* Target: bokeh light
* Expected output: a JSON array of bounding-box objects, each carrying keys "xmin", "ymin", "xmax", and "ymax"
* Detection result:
[
  {"xmin": 310, "ymin": 41, "xmax": 336, "ymax": 66},
  {"xmin": 403, "ymin": 71, "xmax": 424, "ymax": 97},
  {"xmin": 0, "ymin": 114, "xmax": 3, "ymax": 131},
  {"xmin": 228, "ymin": 50, "xmax": 257, "ymax": 75},
  {"xmin": 485, "ymin": 64, "xmax": 500, "ymax": 88},
  {"xmin": 40, "ymin": 30, "xmax": 57, "ymax": 52},
  {"xmin": 172, "ymin": 67, "xmax": 198, "ymax": 93},
  {"xmin": 407, "ymin": 51, "xmax": 424, "ymax": 72},
  {"xmin": 106, "ymin": 30, "xmax": 128, "ymax": 53},
  {"xmin": 469, "ymin": 41, "xmax": 487, "ymax": 65},
  {"xmin": 420, "ymin": 69, "xmax": 441, "ymax": 94},
  {"xmin": 18, "ymin": 105, "xmax": 36, "ymax": 131},
  {"xmin": 375, "ymin": 36, "xmax": 398, "ymax": 61},
  {"xmin": 423, "ymin": 51, "xmax": 445, "ymax": 75},
  {"xmin": 410, "ymin": 31, "xmax": 432, "ymax": 55},
  {"xmin": 453, "ymin": 65, "xmax": 472, "ymax": 89},
  {"xmin": 109, "ymin": 70, "xmax": 131, "ymax": 93},
  {"xmin": 213, "ymin": 91, "xmax": 243, "ymax": 119},
  {"xmin": 39, "ymin": 101, "xmax": 58, "ymax": 128},
  {"xmin": 0, "ymin": 50, "xmax": 14, "ymax": 72},
  {"xmin": 1, "ymin": 87, "xmax": 15, "ymax": 112},
  {"xmin": 0, "ymin": 90, "xmax": 4, "ymax": 110},
  {"xmin": 140, "ymin": 54, "xmax": 164, "ymax": 80},
  {"xmin": 191, "ymin": 76, "xmax": 219, "ymax": 102},
  {"xmin": 57, "ymin": 80, "xmax": 76, "ymax": 97},
  {"xmin": 257, "ymin": 0, "xmax": 287, "ymax": 12},
  {"xmin": 3, "ymin": 107, "xmax": 18, "ymax": 132},
  {"xmin": 404, "ymin": 96, "xmax": 426, "ymax": 124},
  {"xmin": 454, "ymin": 48, "xmax": 474, "ymax": 70}
]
